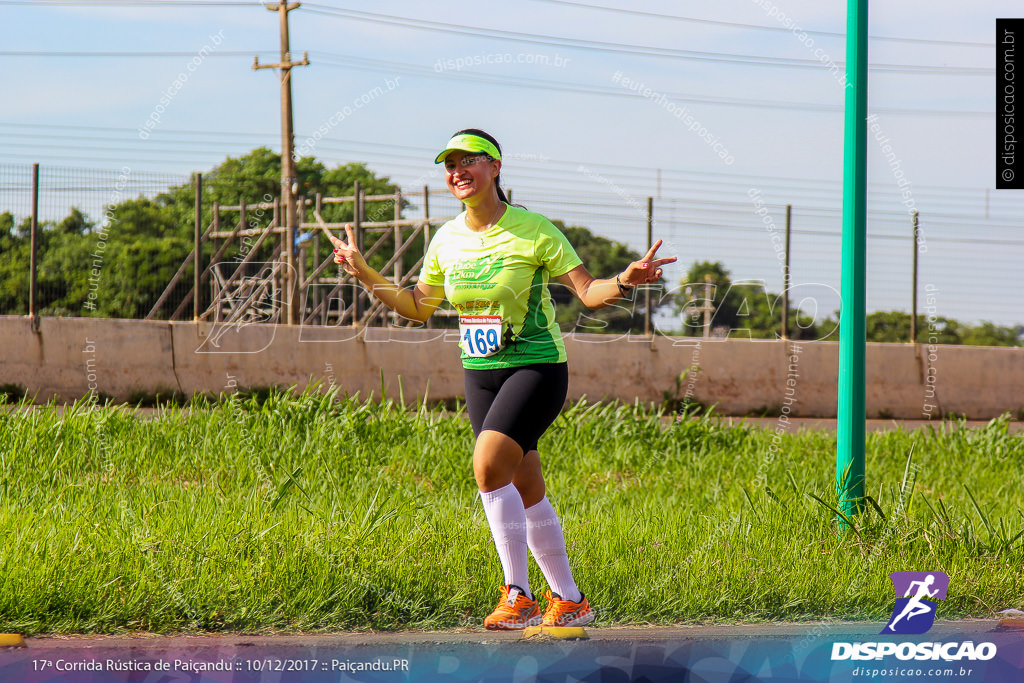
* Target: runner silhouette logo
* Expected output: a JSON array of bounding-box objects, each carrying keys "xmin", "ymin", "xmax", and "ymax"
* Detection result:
[{"xmin": 882, "ymin": 571, "xmax": 950, "ymax": 635}]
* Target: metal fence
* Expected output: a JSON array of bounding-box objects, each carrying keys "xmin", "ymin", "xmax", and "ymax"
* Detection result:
[{"xmin": 2, "ymin": 162, "xmax": 1022, "ymax": 342}]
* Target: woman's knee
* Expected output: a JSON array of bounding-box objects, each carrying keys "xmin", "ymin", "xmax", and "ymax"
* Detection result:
[
  {"xmin": 473, "ymin": 430, "xmax": 524, "ymax": 491},
  {"xmin": 513, "ymin": 450, "xmax": 546, "ymax": 507}
]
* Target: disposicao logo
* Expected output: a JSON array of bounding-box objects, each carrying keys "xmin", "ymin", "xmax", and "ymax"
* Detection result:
[
  {"xmin": 831, "ymin": 571, "xmax": 997, "ymax": 663},
  {"xmin": 883, "ymin": 571, "xmax": 948, "ymax": 635}
]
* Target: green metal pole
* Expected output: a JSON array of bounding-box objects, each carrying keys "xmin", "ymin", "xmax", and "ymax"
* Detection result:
[{"xmin": 837, "ymin": 0, "xmax": 868, "ymax": 525}]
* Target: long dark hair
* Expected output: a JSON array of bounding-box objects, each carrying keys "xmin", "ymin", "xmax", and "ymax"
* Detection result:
[{"xmin": 453, "ymin": 128, "xmax": 522, "ymax": 207}]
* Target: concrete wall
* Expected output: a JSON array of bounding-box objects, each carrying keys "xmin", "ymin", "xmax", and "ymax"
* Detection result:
[{"xmin": 2, "ymin": 316, "xmax": 1021, "ymax": 419}]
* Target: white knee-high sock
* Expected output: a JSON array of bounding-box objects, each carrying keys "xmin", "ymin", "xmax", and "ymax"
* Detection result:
[
  {"xmin": 525, "ymin": 497, "xmax": 581, "ymax": 602},
  {"xmin": 479, "ymin": 483, "xmax": 531, "ymax": 597}
]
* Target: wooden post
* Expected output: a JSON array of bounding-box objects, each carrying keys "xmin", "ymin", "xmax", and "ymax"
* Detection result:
[
  {"xmin": 148, "ymin": 203, "xmax": 219, "ymax": 321},
  {"xmin": 252, "ymin": 2, "xmax": 309, "ymax": 325},
  {"xmin": 29, "ymin": 163, "xmax": 39, "ymax": 330},
  {"xmin": 703, "ymin": 275, "xmax": 712, "ymax": 339},
  {"xmin": 352, "ymin": 181, "xmax": 362, "ymax": 324},
  {"xmin": 239, "ymin": 201, "xmax": 247, "ymax": 251},
  {"xmin": 645, "ymin": 197, "xmax": 653, "ymax": 336},
  {"xmin": 240, "ymin": 201, "xmax": 248, "ymax": 305},
  {"xmin": 422, "ymin": 185, "xmax": 430, "ymax": 245},
  {"xmin": 315, "ymin": 192, "xmax": 323, "ymax": 325},
  {"xmin": 296, "ymin": 196, "xmax": 306, "ymax": 314},
  {"xmin": 782, "ymin": 204, "xmax": 792, "ymax": 339},
  {"xmin": 911, "ymin": 211, "xmax": 919, "ymax": 343},
  {"xmin": 193, "ymin": 173, "xmax": 202, "ymax": 321},
  {"xmin": 423, "ymin": 185, "xmax": 432, "ymax": 329},
  {"xmin": 213, "ymin": 202, "xmax": 220, "ymax": 242},
  {"xmin": 393, "ymin": 189, "xmax": 403, "ymax": 327},
  {"xmin": 298, "ymin": 194, "xmax": 308, "ymax": 320}
]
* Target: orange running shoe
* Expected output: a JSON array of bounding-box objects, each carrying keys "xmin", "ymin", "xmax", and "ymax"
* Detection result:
[
  {"xmin": 542, "ymin": 591, "xmax": 595, "ymax": 627},
  {"xmin": 483, "ymin": 585, "xmax": 542, "ymax": 630}
]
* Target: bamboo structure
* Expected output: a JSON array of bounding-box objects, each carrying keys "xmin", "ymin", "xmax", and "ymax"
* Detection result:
[{"xmin": 147, "ymin": 186, "xmax": 452, "ymax": 327}]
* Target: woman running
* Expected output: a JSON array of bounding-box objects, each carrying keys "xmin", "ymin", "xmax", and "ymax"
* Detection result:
[{"xmin": 327, "ymin": 128, "xmax": 675, "ymax": 630}]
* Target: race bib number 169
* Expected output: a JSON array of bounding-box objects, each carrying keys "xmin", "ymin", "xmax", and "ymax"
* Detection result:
[{"xmin": 459, "ymin": 315, "xmax": 504, "ymax": 358}]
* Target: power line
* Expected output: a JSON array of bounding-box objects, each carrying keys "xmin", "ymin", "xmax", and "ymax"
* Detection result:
[
  {"xmin": 0, "ymin": 47, "xmax": 992, "ymax": 118},
  {"xmin": 298, "ymin": 5, "xmax": 992, "ymax": 76},
  {"xmin": 0, "ymin": 152, "xmax": 1011, "ymax": 225},
  {"xmin": 309, "ymin": 51, "xmax": 988, "ymax": 117},
  {"xmin": 4, "ymin": 121, "xmax": 1023, "ymax": 209},
  {"xmin": 4, "ymin": 121, "xmax": 1014, "ymax": 199},
  {"xmin": 0, "ymin": 50, "xmax": 266, "ymax": 57},
  {"xmin": 0, "ymin": 140, "xmax": 237, "ymax": 156},
  {"xmin": 4, "ymin": 153, "xmax": 1023, "ymax": 238},
  {"xmin": 0, "ymin": 0, "xmax": 256, "ymax": 5},
  {"xmin": 1, "ymin": 0, "xmax": 993, "ymax": 51},
  {"xmin": 0, "ymin": 132, "xmax": 1011, "ymax": 209},
  {"xmin": 1, "ymin": 42, "xmax": 991, "ymax": 76},
  {"xmin": 524, "ymin": 0, "xmax": 990, "ymax": 48},
  {"xmin": 0, "ymin": 121, "xmax": 280, "ymax": 140},
  {"xmin": 14, "ymin": 45, "xmax": 979, "ymax": 118}
]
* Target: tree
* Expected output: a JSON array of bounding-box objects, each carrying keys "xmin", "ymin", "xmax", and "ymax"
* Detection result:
[
  {"xmin": 815, "ymin": 311, "xmax": 1023, "ymax": 346},
  {"xmin": 37, "ymin": 219, "xmax": 94, "ymax": 315},
  {"xmin": 0, "ymin": 149, "xmax": 410, "ymax": 319},
  {"xmin": 0, "ymin": 212, "xmax": 27, "ymax": 314},
  {"xmin": 0, "ymin": 209, "xmax": 99, "ymax": 316},
  {"xmin": 55, "ymin": 208, "xmax": 93, "ymax": 236},
  {"xmin": 84, "ymin": 197, "xmax": 190, "ymax": 318},
  {"xmin": 155, "ymin": 148, "xmax": 406, "ymax": 234},
  {"xmin": 958, "ymin": 321, "xmax": 1022, "ymax": 347},
  {"xmin": 115, "ymin": 149, "xmax": 408, "ymax": 319},
  {"xmin": 672, "ymin": 261, "xmax": 822, "ymax": 339},
  {"xmin": 548, "ymin": 222, "xmax": 665, "ymax": 334}
]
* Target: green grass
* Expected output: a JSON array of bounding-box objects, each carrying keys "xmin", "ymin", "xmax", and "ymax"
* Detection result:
[{"xmin": 1, "ymin": 389, "xmax": 1022, "ymax": 635}]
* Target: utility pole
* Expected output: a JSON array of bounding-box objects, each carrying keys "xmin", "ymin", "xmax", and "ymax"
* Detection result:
[
  {"xmin": 29, "ymin": 164, "xmax": 39, "ymax": 332},
  {"xmin": 782, "ymin": 204, "xmax": 792, "ymax": 339},
  {"xmin": 254, "ymin": 2, "xmax": 309, "ymax": 325},
  {"xmin": 645, "ymin": 197, "xmax": 653, "ymax": 337},
  {"xmin": 193, "ymin": 173, "xmax": 202, "ymax": 322},
  {"xmin": 702, "ymin": 275, "xmax": 713, "ymax": 339},
  {"xmin": 911, "ymin": 211, "xmax": 919, "ymax": 343}
]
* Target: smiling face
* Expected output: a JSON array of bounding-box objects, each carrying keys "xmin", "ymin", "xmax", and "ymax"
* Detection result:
[{"xmin": 444, "ymin": 150, "xmax": 500, "ymax": 205}]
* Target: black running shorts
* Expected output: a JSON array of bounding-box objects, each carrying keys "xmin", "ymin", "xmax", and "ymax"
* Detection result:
[{"xmin": 464, "ymin": 362, "xmax": 569, "ymax": 454}]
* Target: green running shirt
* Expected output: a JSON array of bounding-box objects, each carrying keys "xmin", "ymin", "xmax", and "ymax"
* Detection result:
[{"xmin": 419, "ymin": 205, "xmax": 583, "ymax": 369}]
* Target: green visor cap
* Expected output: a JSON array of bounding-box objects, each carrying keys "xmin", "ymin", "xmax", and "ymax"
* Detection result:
[{"xmin": 434, "ymin": 134, "xmax": 501, "ymax": 164}]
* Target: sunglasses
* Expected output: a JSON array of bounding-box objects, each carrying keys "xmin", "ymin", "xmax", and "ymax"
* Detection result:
[{"xmin": 444, "ymin": 154, "xmax": 494, "ymax": 172}]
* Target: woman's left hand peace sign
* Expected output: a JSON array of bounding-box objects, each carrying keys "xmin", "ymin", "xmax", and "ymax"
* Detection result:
[{"xmin": 620, "ymin": 239, "xmax": 677, "ymax": 287}]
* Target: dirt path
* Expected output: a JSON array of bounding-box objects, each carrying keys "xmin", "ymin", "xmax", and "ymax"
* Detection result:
[
  {"xmin": 16, "ymin": 618, "xmax": 1009, "ymax": 648},
  {"xmin": 6, "ymin": 621, "xmax": 1020, "ymax": 682}
]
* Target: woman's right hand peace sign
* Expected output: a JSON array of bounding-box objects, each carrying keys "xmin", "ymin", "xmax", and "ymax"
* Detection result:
[{"xmin": 323, "ymin": 224, "xmax": 367, "ymax": 277}]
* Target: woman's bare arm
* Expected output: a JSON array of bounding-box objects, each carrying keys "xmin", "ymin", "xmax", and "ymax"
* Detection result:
[{"xmin": 556, "ymin": 240, "xmax": 677, "ymax": 310}]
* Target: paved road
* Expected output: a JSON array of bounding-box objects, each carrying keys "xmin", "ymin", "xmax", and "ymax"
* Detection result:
[{"xmin": 719, "ymin": 417, "xmax": 1024, "ymax": 433}]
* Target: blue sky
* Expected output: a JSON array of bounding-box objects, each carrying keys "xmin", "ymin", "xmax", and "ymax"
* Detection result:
[{"xmin": 1, "ymin": 1, "xmax": 1021, "ymax": 328}]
